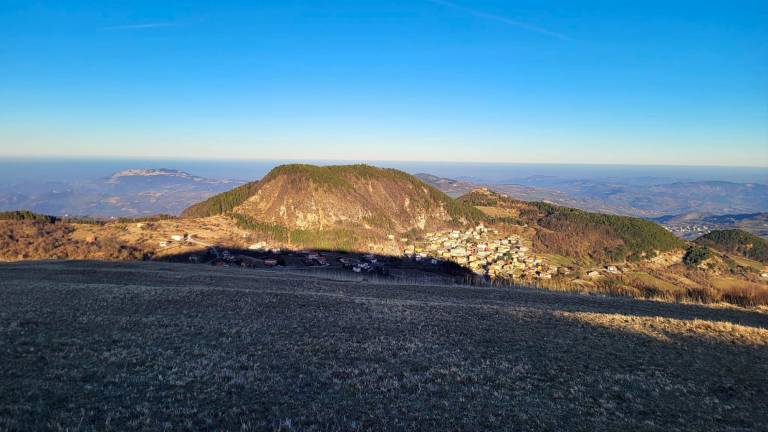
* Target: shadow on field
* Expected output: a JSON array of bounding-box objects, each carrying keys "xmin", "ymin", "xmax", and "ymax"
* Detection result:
[
  {"xmin": 2, "ymin": 258, "xmax": 768, "ymax": 331},
  {"xmin": 157, "ymin": 245, "xmax": 480, "ymax": 284},
  {"xmin": 1, "ymin": 260, "xmax": 767, "ymax": 430}
]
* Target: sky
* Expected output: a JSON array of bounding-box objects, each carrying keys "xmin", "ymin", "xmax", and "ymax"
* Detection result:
[{"xmin": 0, "ymin": 0, "xmax": 766, "ymax": 166}]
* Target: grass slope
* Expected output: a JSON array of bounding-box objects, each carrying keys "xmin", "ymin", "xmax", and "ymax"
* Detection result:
[{"xmin": 1, "ymin": 261, "xmax": 767, "ymax": 431}]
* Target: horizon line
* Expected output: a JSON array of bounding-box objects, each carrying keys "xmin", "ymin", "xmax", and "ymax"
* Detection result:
[{"xmin": 1, "ymin": 155, "xmax": 766, "ymax": 169}]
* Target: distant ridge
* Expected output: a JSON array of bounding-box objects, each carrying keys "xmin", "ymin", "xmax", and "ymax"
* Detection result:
[{"xmin": 108, "ymin": 168, "xmax": 237, "ymax": 184}]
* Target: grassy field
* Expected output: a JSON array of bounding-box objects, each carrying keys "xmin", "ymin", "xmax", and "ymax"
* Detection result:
[
  {"xmin": 627, "ymin": 271, "xmax": 685, "ymax": 293},
  {"xmin": 1, "ymin": 261, "xmax": 767, "ymax": 431},
  {"xmin": 730, "ymin": 255, "xmax": 767, "ymax": 272}
]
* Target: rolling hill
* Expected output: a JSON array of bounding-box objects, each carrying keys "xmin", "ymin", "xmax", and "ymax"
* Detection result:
[
  {"xmin": 695, "ymin": 229, "xmax": 768, "ymax": 264},
  {"xmin": 459, "ymin": 188, "xmax": 685, "ymax": 263}
]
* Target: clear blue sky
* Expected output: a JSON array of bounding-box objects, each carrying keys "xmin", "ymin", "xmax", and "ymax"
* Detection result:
[{"xmin": 1, "ymin": 0, "xmax": 766, "ymax": 166}]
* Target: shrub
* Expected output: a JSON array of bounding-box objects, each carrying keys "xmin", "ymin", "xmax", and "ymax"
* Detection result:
[{"xmin": 683, "ymin": 246, "xmax": 711, "ymax": 267}]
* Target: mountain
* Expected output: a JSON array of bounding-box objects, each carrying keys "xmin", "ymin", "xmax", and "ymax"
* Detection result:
[
  {"xmin": 0, "ymin": 169, "xmax": 246, "ymax": 217},
  {"xmin": 695, "ymin": 229, "xmax": 768, "ymax": 264},
  {"xmin": 184, "ymin": 164, "xmax": 484, "ymax": 234},
  {"xmin": 458, "ymin": 188, "xmax": 685, "ymax": 264},
  {"xmin": 107, "ymin": 168, "xmax": 236, "ymax": 185}
]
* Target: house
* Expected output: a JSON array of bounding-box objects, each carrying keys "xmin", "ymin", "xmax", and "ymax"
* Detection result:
[
  {"xmin": 248, "ymin": 242, "xmax": 266, "ymax": 250},
  {"xmin": 587, "ymin": 270, "xmax": 601, "ymax": 278},
  {"xmin": 605, "ymin": 265, "xmax": 620, "ymax": 274},
  {"xmin": 450, "ymin": 247, "xmax": 467, "ymax": 257},
  {"xmin": 171, "ymin": 234, "xmax": 183, "ymax": 241}
]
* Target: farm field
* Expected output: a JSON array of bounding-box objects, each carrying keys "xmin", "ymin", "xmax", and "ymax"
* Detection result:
[{"xmin": 1, "ymin": 261, "xmax": 767, "ymax": 431}]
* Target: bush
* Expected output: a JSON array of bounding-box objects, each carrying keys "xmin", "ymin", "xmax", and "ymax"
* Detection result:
[{"xmin": 683, "ymin": 246, "xmax": 711, "ymax": 267}]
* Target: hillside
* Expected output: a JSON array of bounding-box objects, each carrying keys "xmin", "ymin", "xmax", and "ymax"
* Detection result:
[
  {"xmin": 1, "ymin": 260, "xmax": 766, "ymax": 431},
  {"xmin": 180, "ymin": 181, "xmax": 260, "ymax": 218},
  {"xmin": 696, "ymin": 229, "xmax": 768, "ymax": 264},
  {"xmin": 459, "ymin": 188, "xmax": 684, "ymax": 264},
  {"xmin": 0, "ymin": 210, "xmax": 59, "ymax": 223},
  {"xmin": 0, "ymin": 218, "xmax": 147, "ymax": 261},
  {"xmin": 184, "ymin": 164, "xmax": 484, "ymax": 234}
]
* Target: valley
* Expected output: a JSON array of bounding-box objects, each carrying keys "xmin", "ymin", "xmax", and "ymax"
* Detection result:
[
  {"xmin": 2, "ymin": 164, "xmax": 766, "ymax": 308},
  {"xmin": 0, "ymin": 168, "xmax": 245, "ymax": 217}
]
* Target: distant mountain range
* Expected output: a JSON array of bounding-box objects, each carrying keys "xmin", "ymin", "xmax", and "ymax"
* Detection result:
[
  {"xmin": 417, "ymin": 174, "xmax": 768, "ymax": 217},
  {"xmin": 0, "ymin": 168, "xmax": 244, "ymax": 217},
  {"xmin": 106, "ymin": 168, "xmax": 235, "ymax": 184},
  {"xmin": 3, "ymin": 166, "xmax": 767, "ymax": 227}
]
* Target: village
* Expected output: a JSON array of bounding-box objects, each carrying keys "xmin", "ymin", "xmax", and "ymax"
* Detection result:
[
  {"xmin": 145, "ymin": 222, "xmax": 644, "ymax": 283},
  {"xmin": 403, "ymin": 224, "xmax": 559, "ymax": 280}
]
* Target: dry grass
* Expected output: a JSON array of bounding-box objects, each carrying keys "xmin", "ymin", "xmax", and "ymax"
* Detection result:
[
  {"xmin": 1, "ymin": 261, "xmax": 767, "ymax": 431},
  {"xmin": 536, "ymin": 272, "xmax": 768, "ymax": 308}
]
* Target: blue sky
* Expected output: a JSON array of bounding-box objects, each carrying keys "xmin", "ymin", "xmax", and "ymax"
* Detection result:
[{"xmin": 1, "ymin": 0, "xmax": 766, "ymax": 166}]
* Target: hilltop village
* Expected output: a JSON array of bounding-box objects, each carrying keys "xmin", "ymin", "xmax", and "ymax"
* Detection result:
[{"xmin": 404, "ymin": 224, "xmax": 558, "ymax": 280}]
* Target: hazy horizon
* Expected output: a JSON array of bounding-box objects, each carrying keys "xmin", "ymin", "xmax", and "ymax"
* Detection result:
[{"xmin": 1, "ymin": 157, "xmax": 766, "ymax": 186}]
